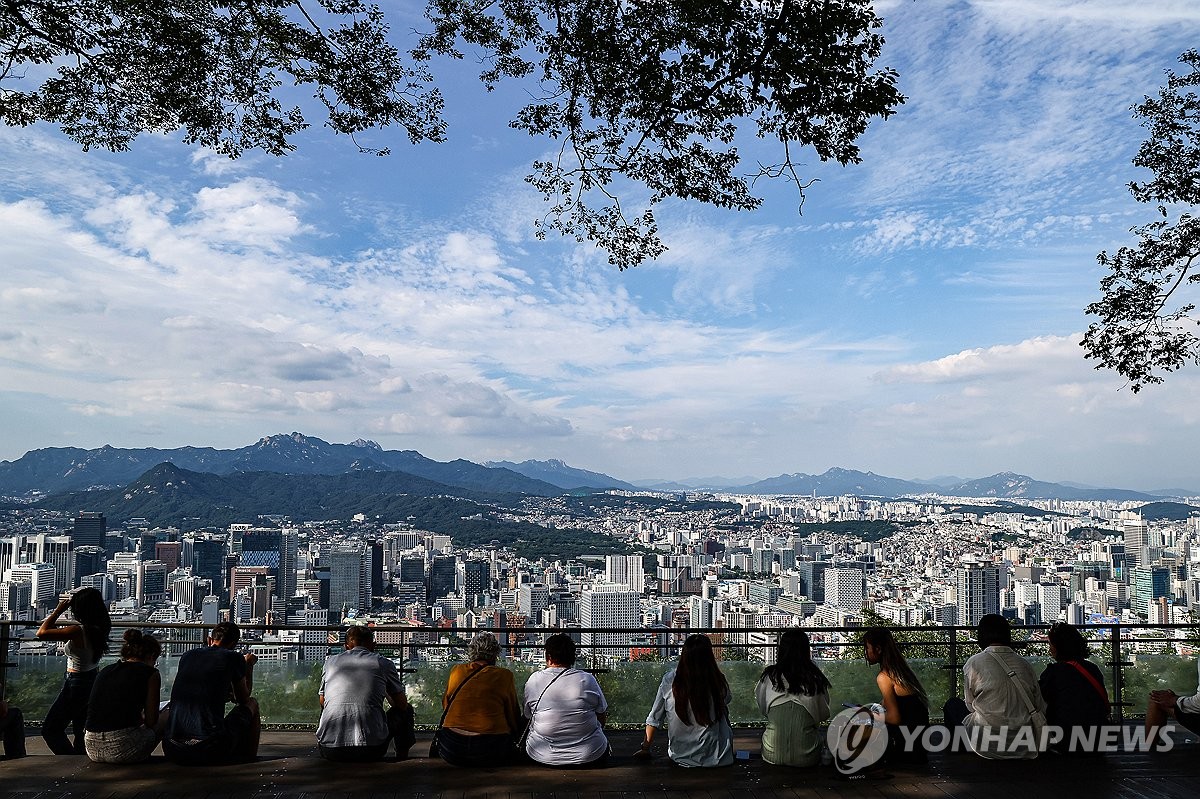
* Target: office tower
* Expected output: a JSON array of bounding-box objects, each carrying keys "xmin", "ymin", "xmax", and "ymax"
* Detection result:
[
  {"xmin": 956, "ymin": 562, "xmax": 1002, "ymax": 626},
  {"xmin": 1132, "ymin": 566, "xmax": 1171, "ymax": 617},
  {"xmin": 78, "ymin": 573, "xmax": 116, "ymax": 602},
  {"xmin": 328, "ymin": 545, "xmax": 365, "ymax": 619},
  {"xmin": 104, "ymin": 531, "xmax": 125, "ymax": 557},
  {"xmin": 1038, "ymin": 582, "xmax": 1067, "ymax": 620},
  {"xmin": 278, "ymin": 527, "xmax": 299, "ymax": 602},
  {"xmin": 7, "ymin": 562, "xmax": 56, "ymax": 611},
  {"xmin": 240, "ymin": 530, "xmax": 282, "ymax": 601},
  {"xmin": 796, "ymin": 560, "xmax": 828, "ymax": 602},
  {"xmin": 71, "ymin": 544, "xmax": 105, "ymax": 587},
  {"xmin": 605, "ymin": 554, "xmax": 646, "ymax": 593},
  {"xmin": 136, "ymin": 532, "xmax": 157, "ymax": 561},
  {"xmin": 137, "ymin": 560, "xmax": 169, "ymax": 604},
  {"xmin": 0, "ymin": 579, "xmax": 33, "ymax": 621},
  {"xmin": 0, "ymin": 536, "xmax": 20, "ymax": 581},
  {"xmin": 518, "ymin": 582, "xmax": 550, "ymax": 618},
  {"xmin": 369, "ymin": 538, "xmax": 384, "ymax": 600},
  {"xmin": 155, "ymin": 541, "xmax": 182, "ymax": 572},
  {"xmin": 192, "ymin": 534, "xmax": 228, "ymax": 599},
  {"xmin": 1124, "ymin": 517, "xmax": 1150, "ymax": 570},
  {"xmin": 825, "ymin": 567, "xmax": 866, "ymax": 612},
  {"xmin": 72, "ymin": 511, "xmax": 106, "ymax": 548},
  {"xmin": 29, "ymin": 534, "xmax": 73, "ymax": 593},
  {"xmin": 580, "ymin": 583, "xmax": 640, "ymax": 661},
  {"xmin": 689, "ymin": 595, "xmax": 713, "ymax": 628},
  {"xmin": 399, "ymin": 556, "xmax": 425, "ymax": 583},
  {"xmin": 286, "ymin": 594, "xmax": 329, "ymax": 661},
  {"xmin": 426, "ymin": 555, "xmax": 456, "ymax": 604}
]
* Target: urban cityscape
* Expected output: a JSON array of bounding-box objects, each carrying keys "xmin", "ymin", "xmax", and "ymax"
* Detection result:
[{"xmin": 2, "ymin": 484, "xmax": 1195, "ymax": 668}]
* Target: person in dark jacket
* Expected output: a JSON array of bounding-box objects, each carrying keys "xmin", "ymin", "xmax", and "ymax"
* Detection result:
[{"xmin": 1039, "ymin": 622, "xmax": 1108, "ymax": 754}]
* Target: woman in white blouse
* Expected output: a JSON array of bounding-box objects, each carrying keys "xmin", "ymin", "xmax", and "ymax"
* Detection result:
[
  {"xmin": 523, "ymin": 633, "xmax": 609, "ymax": 767},
  {"xmin": 756, "ymin": 629, "xmax": 831, "ymax": 767}
]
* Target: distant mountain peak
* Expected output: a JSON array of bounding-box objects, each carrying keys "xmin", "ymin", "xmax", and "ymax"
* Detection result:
[{"xmin": 349, "ymin": 438, "xmax": 382, "ymax": 450}]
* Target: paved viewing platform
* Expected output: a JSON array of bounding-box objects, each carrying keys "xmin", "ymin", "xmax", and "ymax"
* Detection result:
[{"xmin": 3, "ymin": 726, "xmax": 1200, "ymax": 799}]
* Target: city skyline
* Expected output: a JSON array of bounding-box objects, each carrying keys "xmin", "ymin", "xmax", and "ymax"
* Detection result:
[{"xmin": 3, "ymin": 1, "xmax": 1200, "ymax": 489}]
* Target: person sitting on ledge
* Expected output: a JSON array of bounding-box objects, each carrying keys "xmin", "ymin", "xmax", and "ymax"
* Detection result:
[
  {"xmin": 943, "ymin": 614, "xmax": 1046, "ymax": 760},
  {"xmin": 522, "ymin": 633, "xmax": 610, "ymax": 768},
  {"xmin": 1146, "ymin": 651, "xmax": 1200, "ymax": 748},
  {"xmin": 163, "ymin": 621, "xmax": 260, "ymax": 766},
  {"xmin": 641, "ymin": 633, "xmax": 733, "ymax": 767},
  {"xmin": 0, "ymin": 699, "xmax": 25, "ymax": 759},
  {"xmin": 435, "ymin": 631, "xmax": 522, "ymax": 768},
  {"xmin": 84, "ymin": 629, "xmax": 167, "ymax": 764},
  {"xmin": 1039, "ymin": 622, "xmax": 1108, "ymax": 754},
  {"xmin": 317, "ymin": 624, "xmax": 415, "ymax": 762}
]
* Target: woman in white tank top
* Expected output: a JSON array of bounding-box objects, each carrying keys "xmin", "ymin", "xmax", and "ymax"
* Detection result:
[{"xmin": 36, "ymin": 587, "xmax": 111, "ymax": 754}]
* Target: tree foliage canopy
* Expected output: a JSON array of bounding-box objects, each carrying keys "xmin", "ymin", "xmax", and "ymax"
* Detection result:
[
  {"xmin": 1083, "ymin": 49, "xmax": 1200, "ymax": 391},
  {"xmin": 0, "ymin": 0, "xmax": 902, "ymax": 267}
]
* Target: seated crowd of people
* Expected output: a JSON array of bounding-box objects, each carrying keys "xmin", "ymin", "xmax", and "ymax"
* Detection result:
[{"xmin": 1, "ymin": 615, "xmax": 1197, "ymax": 768}]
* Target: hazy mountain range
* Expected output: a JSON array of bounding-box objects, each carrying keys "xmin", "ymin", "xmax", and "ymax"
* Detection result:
[{"xmin": 0, "ymin": 432, "xmax": 1192, "ymax": 502}]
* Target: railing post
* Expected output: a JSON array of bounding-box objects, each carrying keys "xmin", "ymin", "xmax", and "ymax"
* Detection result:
[
  {"xmin": 1111, "ymin": 623, "xmax": 1124, "ymax": 724},
  {"xmin": 0, "ymin": 621, "xmax": 9, "ymax": 700},
  {"xmin": 947, "ymin": 626, "xmax": 960, "ymax": 701}
]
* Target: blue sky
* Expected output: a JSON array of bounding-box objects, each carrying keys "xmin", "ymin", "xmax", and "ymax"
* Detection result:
[{"xmin": 2, "ymin": 0, "xmax": 1199, "ymax": 489}]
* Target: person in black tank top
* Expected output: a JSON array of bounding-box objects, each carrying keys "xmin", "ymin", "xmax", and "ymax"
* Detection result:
[{"xmin": 84, "ymin": 630, "xmax": 165, "ymax": 763}]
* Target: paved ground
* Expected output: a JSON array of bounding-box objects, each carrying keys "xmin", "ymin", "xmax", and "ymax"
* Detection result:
[{"xmin": 2, "ymin": 727, "xmax": 1200, "ymax": 798}]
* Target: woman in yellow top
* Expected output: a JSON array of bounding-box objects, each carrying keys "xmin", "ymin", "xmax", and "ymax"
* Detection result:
[{"xmin": 435, "ymin": 631, "xmax": 522, "ymax": 767}]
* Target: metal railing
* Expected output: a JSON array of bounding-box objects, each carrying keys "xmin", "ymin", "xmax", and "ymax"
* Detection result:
[{"xmin": 2, "ymin": 620, "xmax": 1196, "ymax": 727}]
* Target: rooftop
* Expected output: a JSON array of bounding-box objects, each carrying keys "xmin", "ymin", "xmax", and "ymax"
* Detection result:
[{"xmin": 3, "ymin": 726, "xmax": 1200, "ymax": 799}]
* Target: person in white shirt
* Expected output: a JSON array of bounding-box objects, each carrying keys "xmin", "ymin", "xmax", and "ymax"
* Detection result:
[
  {"xmin": 943, "ymin": 614, "xmax": 1046, "ymax": 760},
  {"xmin": 522, "ymin": 633, "xmax": 609, "ymax": 767},
  {"xmin": 1146, "ymin": 659, "xmax": 1200, "ymax": 747}
]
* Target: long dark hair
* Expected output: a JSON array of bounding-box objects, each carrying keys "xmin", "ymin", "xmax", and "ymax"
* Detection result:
[
  {"xmin": 69, "ymin": 587, "xmax": 111, "ymax": 658},
  {"xmin": 761, "ymin": 629, "xmax": 830, "ymax": 696},
  {"xmin": 672, "ymin": 634, "xmax": 729, "ymax": 727},
  {"xmin": 863, "ymin": 626, "xmax": 926, "ymax": 704}
]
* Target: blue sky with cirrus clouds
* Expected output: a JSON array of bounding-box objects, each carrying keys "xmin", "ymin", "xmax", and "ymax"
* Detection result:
[{"xmin": 2, "ymin": 0, "xmax": 1199, "ymax": 490}]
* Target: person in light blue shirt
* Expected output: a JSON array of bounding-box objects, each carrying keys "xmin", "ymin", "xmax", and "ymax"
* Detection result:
[{"xmin": 639, "ymin": 634, "xmax": 733, "ymax": 767}]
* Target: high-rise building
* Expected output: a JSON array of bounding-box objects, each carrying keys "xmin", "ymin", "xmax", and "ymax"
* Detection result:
[
  {"xmin": 0, "ymin": 579, "xmax": 33, "ymax": 621},
  {"xmin": 825, "ymin": 567, "xmax": 866, "ymax": 612},
  {"xmin": 605, "ymin": 554, "xmax": 646, "ymax": 593},
  {"xmin": 580, "ymin": 583, "xmax": 640, "ymax": 661},
  {"xmin": 72, "ymin": 512, "xmax": 106, "ymax": 549},
  {"xmin": 155, "ymin": 541, "xmax": 182, "ymax": 572},
  {"xmin": 426, "ymin": 555, "xmax": 456, "ymax": 604},
  {"xmin": 518, "ymin": 582, "xmax": 550, "ymax": 618},
  {"xmin": 137, "ymin": 560, "xmax": 169, "ymax": 605},
  {"xmin": 1132, "ymin": 566, "xmax": 1171, "ymax": 617},
  {"xmin": 688, "ymin": 595, "xmax": 713, "ymax": 628},
  {"xmin": 278, "ymin": 527, "xmax": 299, "ymax": 603},
  {"xmin": 462, "ymin": 560, "xmax": 490, "ymax": 602},
  {"xmin": 1124, "ymin": 517, "xmax": 1150, "ymax": 570},
  {"xmin": 328, "ymin": 545, "xmax": 366, "ymax": 619},
  {"xmin": 29, "ymin": 534, "xmax": 73, "ymax": 594},
  {"xmin": 956, "ymin": 562, "xmax": 1002, "ymax": 626},
  {"xmin": 7, "ymin": 562, "xmax": 56, "ymax": 611},
  {"xmin": 796, "ymin": 560, "xmax": 828, "ymax": 602},
  {"xmin": 191, "ymin": 534, "xmax": 228, "ymax": 599}
]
